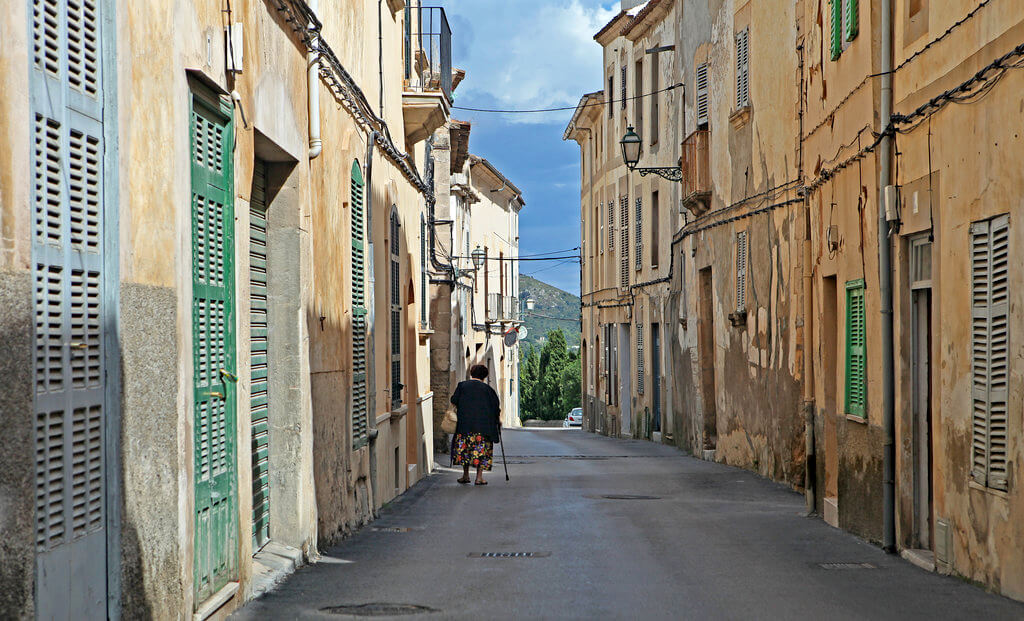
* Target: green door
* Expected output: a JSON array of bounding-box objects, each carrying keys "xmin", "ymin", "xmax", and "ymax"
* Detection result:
[
  {"xmin": 250, "ymin": 159, "xmax": 270, "ymax": 548},
  {"xmin": 190, "ymin": 90, "xmax": 237, "ymax": 603}
]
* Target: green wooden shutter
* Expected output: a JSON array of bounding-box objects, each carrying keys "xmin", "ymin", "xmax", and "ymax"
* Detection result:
[
  {"xmin": 844, "ymin": 279, "xmax": 866, "ymax": 418},
  {"xmin": 970, "ymin": 216, "xmax": 1009, "ymax": 490},
  {"xmin": 250, "ymin": 159, "xmax": 270, "ymax": 548},
  {"xmin": 30, "ymin": 0, "xmax": 110, "ymax": 615},
  {"xmin": 829, "ymin": 0, "xmax": 842, "ymax": 61},
  {"xmin": 190, "ymin": 90, "xmax": 237, "ymax": 603},
  {"xmin": 844, "ymin": 0, "xmax": 859, "ymax": 42},
  {"xmin": 390, "ymin": 209, "xmax": 402, "ymax": 409},
  {"xmin": 351, "ymin": 162, "xmax": 368, "ymax": 447}
]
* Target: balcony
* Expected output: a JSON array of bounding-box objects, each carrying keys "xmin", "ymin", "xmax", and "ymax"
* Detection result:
[
  {"xmin": 486, "ymin": 294, "xmax": 520, "ymax": 323},
  {"xmin": 681, "ymin": 129, "xmax": 711, "ymax": 216},
  {"xmin": 403, "ymin": 3, "xmax": 451, "ymax": 143}
]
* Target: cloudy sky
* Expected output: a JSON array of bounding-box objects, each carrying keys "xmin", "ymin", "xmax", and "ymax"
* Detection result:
[{"xmin": 437, "ymin": 0, "xmax": 619, "ymax": 295}]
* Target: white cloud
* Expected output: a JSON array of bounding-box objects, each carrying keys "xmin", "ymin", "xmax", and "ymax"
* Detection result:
[{"xmin": 443, "ymin": 1, "xmax": 618, "ymax": 124}]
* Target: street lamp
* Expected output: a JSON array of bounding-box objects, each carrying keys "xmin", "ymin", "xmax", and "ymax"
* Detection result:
[
  {"xmin": 471, "ymin": 245, "xmax": 486, "ymax": 270},
  {"xmin": 526, "ymin": 298, "xmax": 536, "ymax": 311},
  {"xmin": 620, "ymin": 126, "xmax": 682, "ymax": 182}
]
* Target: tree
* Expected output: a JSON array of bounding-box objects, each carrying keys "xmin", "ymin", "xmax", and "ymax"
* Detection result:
[
  {"xmin": 556, "ymin": 356, "xmax": 582, "ymax": 416},
  {"xmin": 518, "ymin": 345, "xmax": 540, "ymax": 420},
  {"xmin": 538, "ymin": 329, "xmax": 569, "ymax": 419}
]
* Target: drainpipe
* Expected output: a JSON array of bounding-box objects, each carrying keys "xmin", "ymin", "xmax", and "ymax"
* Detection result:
[
  {"xmin": 878, "ymin": 0, "xmax": 896, "ymax": 553},
  {"xmin": 307, "ymin": 0, "xmax": 322, "ymax": 159}
]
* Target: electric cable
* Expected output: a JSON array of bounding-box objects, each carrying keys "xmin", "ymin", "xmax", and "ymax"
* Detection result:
[{"xmin": 453, "ymin": 83, "xmax": 682, "ymax": 113}]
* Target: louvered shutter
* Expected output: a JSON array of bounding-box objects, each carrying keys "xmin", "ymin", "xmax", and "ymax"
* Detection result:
[
  {"xmin": 420, "ymin": 216, "xmax": 428, "ymax": 326},
  {"xmin": 608, "ymin": 200, "xmax": 615, "ymax": 252},
  {"xmin": 351, "ymin": 163, "xmax": 368, "ymax": 446},
  {"xmin": 636, "ymin": 323, "xmax": 645, "ymax": 394},
  {"xmin": 619, "ymin": 196, "xmax": 630, "ymax": 290},
  {"xmin": 844, "ymin": 0, "xmax": 859, "ymax": 42},
  {"xmin": 971, "ymin": 216, "xmax": 1009, "ymax": 489},
  {"xmin": 390, "ymin": 210, "xmax": 402, "ymax": 409},
  {"xmin": 30, "ymin": 0, "xmax": 109, "ymax": 615},
  {"xmin": 844, "ymin": 279, "xmax": 867, "ymax": 418},
  {"xmin": 621, "ymin": 65, "xmax": 627, "ymax": 109},
  {"xmin": 635, "ymin": 197, "xmax": 643, "ymax": 271},
  {"xmin": 250, "ymin": 159, "xmax": 270, "ymax": 548},
  {"xmin": 830, "ymin": 0, "xmax": 842, "ymax": 60},
  {"xmin": 735, "ymin": 28, "xmax": 749, "ymax": 109},
  {"xmin": 736, "ymin": 231, "xmax": 747, "ymax": 311},
  {"xmin": 696, "ymin": 63, "xmax": 710, "ymax": 127}
]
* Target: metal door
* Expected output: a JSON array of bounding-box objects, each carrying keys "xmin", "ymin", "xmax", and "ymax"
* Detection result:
[
  {"xmin": 30, "ymin": 0, "xmax": 111, "ymax": 617},
  {"xmin": 250, "ymin": 159, "xmax": 270, "ymax": 549},
  {"xmin": 190, "ymin": 90, "xmax": 237, "ymax": 603}
]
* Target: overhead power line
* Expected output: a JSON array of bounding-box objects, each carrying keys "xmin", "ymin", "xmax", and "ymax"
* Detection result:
[{"xmin": 453, "ymin": 83, "xmax": 682, "ymax": 114}]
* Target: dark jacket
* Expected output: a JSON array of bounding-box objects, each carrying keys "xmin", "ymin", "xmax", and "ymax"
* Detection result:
[{"xmin": 450, "ymin": 379, "xmax": 501, "ymax": 442}]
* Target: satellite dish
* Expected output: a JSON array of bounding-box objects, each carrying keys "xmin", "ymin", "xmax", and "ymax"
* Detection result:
[
  {"xmin": 517, "ymin": 326, "xmax": 528, "ymax": 340},
  {"xmin": 503, "ymin": 328, "xmax": 518, "ymax": 347}
]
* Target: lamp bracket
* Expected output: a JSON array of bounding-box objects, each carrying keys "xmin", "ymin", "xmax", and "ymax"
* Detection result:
[{"xmin": 637, "ymin": 166, "xmax": 683, "ymax": 182}]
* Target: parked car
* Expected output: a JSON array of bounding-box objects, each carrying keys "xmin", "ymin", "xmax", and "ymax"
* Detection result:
[{"xmin": 563, "ymin": 407, "xmax": 583, "ymax": 428}]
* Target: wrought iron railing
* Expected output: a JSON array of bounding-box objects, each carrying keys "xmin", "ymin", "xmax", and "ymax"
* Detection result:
[
  {"xmin": 681, "ymin": 129, "xmax": 711, "ymax": 202},
  {"xmin": 404, "ymin": 3, "xmax": 452, "ymax": 101}
]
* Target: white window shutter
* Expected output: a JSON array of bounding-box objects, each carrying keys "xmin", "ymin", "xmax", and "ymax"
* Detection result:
[
  {"xmin": 635, "ymin": 197, "xmax": 643, "ymax": 271},
  {"xmin": 696, "ymin": 63, "xmax": 709, "ymax": 127},
  {"xmin": 736, "ymin": 231, "xmax": 747, "ymax": 311}
]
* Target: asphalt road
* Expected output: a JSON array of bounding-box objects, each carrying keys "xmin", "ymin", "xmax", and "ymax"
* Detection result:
[{"xmin": 234, "ymin": 428, "xmax": 1024, "ymax": 620}]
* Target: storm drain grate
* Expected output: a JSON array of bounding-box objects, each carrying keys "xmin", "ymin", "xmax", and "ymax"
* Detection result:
[
  {"xmin": 586, "ymin": 494, "xmax": 662, "ymax": 500},
  {"xmin": 320, "ymin": 603, "xmax": 438, "ymax": 616},
  {"xmin": 468, "ymin": 551, "xmax": 551, "ymax": 558},
  {"xmin": 818, "ymin": 562, "xmax": 877, "ymax": 570},
  {"xmin": 371, "ymin": 526, "xmax": 424, "ymax": 532}
]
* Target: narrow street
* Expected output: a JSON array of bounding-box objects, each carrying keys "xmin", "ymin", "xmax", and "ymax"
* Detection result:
[{"xmin": 234, "ymin": 429, "xmax": 1024, "ymax": 620}]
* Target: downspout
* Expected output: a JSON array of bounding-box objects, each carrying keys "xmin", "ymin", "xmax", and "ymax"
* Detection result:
[
  {"xmin": 378, "ymin": 0, "xmax": 385, "ymax": 116},
  {"xmin": 878, "ymin": 0, "xmax": 897, "ymax": 552},
  {"xmin": 365, "ymin": 131, "xmax": 380, "ymax": 514},
  {"xmin": 307, "ymin": 0, "xmax": 322, "ymax": 158},
  {"xmin": 798, "ymin": 42, "xmax": 816, "ymax": 515}
]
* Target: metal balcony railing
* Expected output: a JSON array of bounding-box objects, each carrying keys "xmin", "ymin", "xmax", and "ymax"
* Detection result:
[
  {"xmin": 404, "ymin": 3, "xmax": 452, "ymax": 101},
  {"xmin": 681, "ymin": 129, "xmax": 711, "ymax": 206}
]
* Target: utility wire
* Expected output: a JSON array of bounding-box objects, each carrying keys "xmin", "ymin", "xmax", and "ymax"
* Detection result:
[{"xmin": 453, "ymin": 83, "xmax": 682, "ymax": 113}]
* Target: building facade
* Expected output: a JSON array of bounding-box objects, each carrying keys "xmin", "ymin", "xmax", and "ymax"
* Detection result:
[
  {"xmin": 570, "ymin": 0, "xmax": 1024, "ymax": 602},
  {"xmin": 0, "ymin": 0, "xmax": 453, "ymax": 617}
]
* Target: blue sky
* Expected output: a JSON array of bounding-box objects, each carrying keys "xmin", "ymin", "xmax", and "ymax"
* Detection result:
[{"xmin": 437, "ymin": 1, "xmax": 618, "ymax": 295}]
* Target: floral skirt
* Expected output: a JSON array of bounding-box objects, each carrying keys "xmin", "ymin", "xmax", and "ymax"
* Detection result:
[{"xmin": 451, "ymin": 433, "xmax": 493, "ymax": 471}]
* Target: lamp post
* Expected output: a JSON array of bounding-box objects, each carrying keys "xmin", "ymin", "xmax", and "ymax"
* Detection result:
[
  {"xmin": 471, "ymin": 245, "xmax": 486, "ymax": 271},
  {"xmin": 620, "ymin": 126, "xmax": 682, "ymax": 182}
]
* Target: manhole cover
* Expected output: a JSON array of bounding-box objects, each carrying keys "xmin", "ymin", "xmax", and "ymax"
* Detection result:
[
  {"xmin": 321, "ymin": 603, "xmax": 437, "ymax": 616},
  {"xmin": 818, "ymin": 562, "xmax": 877, "ymax": 570},
  {"xmin": 586, "ymin": 494, "xmax": 662, "ymax": 500},
  {"xmin": 468, "ymin": 551, "xmax": 551, "ymax": 558}
]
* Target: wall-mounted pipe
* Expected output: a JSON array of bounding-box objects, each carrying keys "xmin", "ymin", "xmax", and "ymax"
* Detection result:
[{"xmin": 307, "ymin": 0, "xmax": 322, "ymax": 159}]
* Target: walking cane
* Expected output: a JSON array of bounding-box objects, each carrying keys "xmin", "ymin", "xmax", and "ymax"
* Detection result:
[{"xmin": 498, "ymin": 427, "xmax": 510, "ymax": 482}]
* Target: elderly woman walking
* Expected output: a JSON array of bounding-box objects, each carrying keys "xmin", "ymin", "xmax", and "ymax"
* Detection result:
[{"xmin": 450, "ymin": 364, "xmax": 501, "ymax": 485}]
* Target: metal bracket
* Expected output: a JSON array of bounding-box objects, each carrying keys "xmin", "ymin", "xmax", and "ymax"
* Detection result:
[{"xmin": 637, "ymin": 166, "xmax": 683, "ymax": 182}]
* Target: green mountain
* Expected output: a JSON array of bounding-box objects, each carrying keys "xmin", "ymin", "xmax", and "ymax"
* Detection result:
[{"xmin": 518, "ymin": 275, "xmax": 581, "ymax": 350}]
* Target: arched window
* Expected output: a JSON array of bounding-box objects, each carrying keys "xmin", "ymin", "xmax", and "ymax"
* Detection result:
[
  {"xmin": 390, "ymin": 207, "xmax": 403, "ymax": 408},
  {"xmin": 351, "ymin": 161, "xmax": 368, "ymax": 447}
]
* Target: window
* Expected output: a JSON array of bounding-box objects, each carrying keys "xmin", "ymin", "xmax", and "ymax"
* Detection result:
[
  {"xmin": 650, "ymin": 51, "xmax": 660, "ymax": 144},
  {"xmin": 651, "ymin": 191, "xmax": 660, "ymax": 266},
  {"xmin": 390, "ymin": 209, "xmax": 402, "ymax": 409},
  {"xmin": 608, "ymin": 74, "xmax": 614, "ymax": 118},
  {"xmin": 635, "ymin": 196, "xmax": 643, "ymax": 271},
  {"xmin": 636, "ymin": 323, "xmax": 645, "ymax": 394},
  {"xmin": 736, "ymin": 231, "xmax": 747, "ymax": 311},
  {"xmin": 970, "ymin": 215, "xmax": 1009, "ymax": 490},
  {"xmin": 696, "ymin": 63, "xmax": 710, "ymax": 128},
  {"xmin": 621, "ymin": 65, "xmax": 627, "ymax": 110},
  {"xmin": 735, "ymin": 28, "xmax": 750, "ymax": 109},
  {"xmin": 844, "ymin": 279, "xmax": 866, "ymax": 418},
  {"xmin": 830, "ymin": 0, "xmax": 858, "ymax": 60},
  {"xmin": 635, "ymin": 59, "xmax": 644, "ymax": 138},
  {"xmin": 619, "ymin": 195, "xmax": 630, "ymax": 289}
]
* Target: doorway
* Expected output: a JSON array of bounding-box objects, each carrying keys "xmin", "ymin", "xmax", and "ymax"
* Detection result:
[
  {"xmin": 619, "ymin": 324, "xmax": 632, "ymax": 436},
  {"xmin": 250, "ymin": 159, "xmax": 271, "ymax": 549},
  {"xmin": 821, "ymin": 275, "xmax": 839, "ymax": 523},
  {"xmin": 698, "ymin": 267, "xmax": 717, "ymax": 450},
  {"xmin": 910, "ymin": 236, "xmax": 933, "ymax": 549},
  {"xmin": 651, "ymin": 323, "xmax": 662, "ymax": 433}
]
